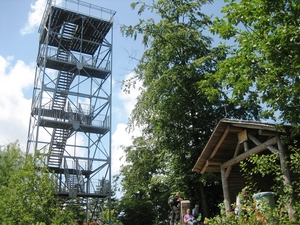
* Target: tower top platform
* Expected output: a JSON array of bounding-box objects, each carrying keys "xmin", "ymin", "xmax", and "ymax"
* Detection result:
[
  {"xmin": 39, "ymin": 0, "xmax": 116, "ymax": 32},
  {"xmin": 39, "ymin": 0, "xmax": 116, "ymax": 55}
]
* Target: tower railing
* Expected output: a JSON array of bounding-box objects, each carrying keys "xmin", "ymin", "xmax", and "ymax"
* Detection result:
[{"xmin": 39, "ymin": 45, "xmax": 111, "ymax": 70}]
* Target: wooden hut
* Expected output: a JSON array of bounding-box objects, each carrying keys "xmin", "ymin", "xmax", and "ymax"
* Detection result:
[{"xmin": 192, "ymin": 119, "xmax": 296, "ymax": 219}]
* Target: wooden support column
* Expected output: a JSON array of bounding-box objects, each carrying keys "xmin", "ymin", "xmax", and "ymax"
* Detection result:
[
  {"xmin": 277, "ymin": 137, "xmax": 295, "ymax": 219},
  {"xmin": 221, "ymin": 167, "xmax": 231, "ymax": 215}
]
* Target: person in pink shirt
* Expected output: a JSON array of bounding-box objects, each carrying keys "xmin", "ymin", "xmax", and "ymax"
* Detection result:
[{"xmin": 183, "ymin": 208, "xmax": 194, "ymax": 225}]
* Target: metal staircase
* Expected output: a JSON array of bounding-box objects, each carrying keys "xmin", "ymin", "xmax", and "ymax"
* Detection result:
[
  {"xmin": 52, "ymin": 71, "xmax": 74, "ymax": 110},
  {"xmin": 64, "ymin": 158, "xmax": 84, "ymax": 193},
  {"xmin": 51, "ymin": 21, "xmax": 77, "ymax": 110},
  {"xmin": 49, "ymin": 22, "xmax": 76, "ymax": 165},
  {"xmin": 64, "ymin": 159, "xmax": 84, "ymax": 192},
  {"xmin": 48, "ymin": 128, "xmax": 71, "ymax": 168},
  {"xmin": 56, "ymin": 22, "xmax": 77, "ymax": 64}
]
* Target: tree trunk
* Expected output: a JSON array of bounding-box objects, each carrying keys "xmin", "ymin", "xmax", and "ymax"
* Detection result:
[{"xmin": 199, "ymin": 182, "xmax": 209, "ymax": 218}]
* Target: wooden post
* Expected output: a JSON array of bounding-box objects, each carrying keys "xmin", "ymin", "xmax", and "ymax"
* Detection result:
[
  {"xmin": 221, "ymin": 167, "xmax": 231, "ymax": 215},
  {"xmin": 180, "ymin": 200, "xmax": 190, "ymax": 224},
  {"xmin": 277, "ymin": 137, "xmax": 295, "ymax": 220}
]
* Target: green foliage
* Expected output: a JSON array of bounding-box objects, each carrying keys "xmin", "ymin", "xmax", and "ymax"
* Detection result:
[
  {"xmin": 207, "ymin": 0, "xmax": 300, "ymax": 125},
  {"xmin": 0, "ymin": 141, "xmax": 74, "ymax": 224},
  {"xmin": 117, "ymin": 197, "xmax": 155, "ymax": 225},
  {"xmin": 205, "ymin": 206, "xmax": 300, "ymax": 225},
  {"xmin": 289, "ymin": 142, "xmax": 300, "ymax": 173},
  {"xmin": 88, "ymin": 186, "xmax": 122, "ymax": 224},
  {"xmin": 100, "ymin": 208, "xmax": 122, "ymax": 225},
  {"xmin": 64, "ymin": 199, "xmax": 86, "ymax": 221},
  {"xmin": 246, "ymin": 154, "xmax": 281, "ymax": 177},
  {"xmin": 237, "ymin": 141, "xmax": 300, "ymax": 223},
  {"xmin": 116, "ymin": 136, "xmax": 171, "ymax": 223},
  {"xmin": 119, "ymin": 0, "xmax": 262, "ymax": 222},
  {"xmin": 204, "ymin": 200, "xmax": 300, "ymax": 225}
]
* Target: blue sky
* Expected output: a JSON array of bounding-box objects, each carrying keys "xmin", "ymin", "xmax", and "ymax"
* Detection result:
[{"xmin": 0, "ymin": 0, "xmax": 224, "ymax": 176}]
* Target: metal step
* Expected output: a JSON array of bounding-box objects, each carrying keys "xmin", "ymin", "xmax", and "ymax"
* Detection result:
[
  {"xmin": 48, "ymin": 128, "xmax": 71, "ymax": 168},
  {"xmin": 52, "ymin": 71, "xmax": 74, "ymax": 110}
]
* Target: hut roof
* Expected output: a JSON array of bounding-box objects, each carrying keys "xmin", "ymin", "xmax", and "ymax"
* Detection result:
[{"xmin": 192, "ymin": 118, "xmax": 292, "ymax": 174}]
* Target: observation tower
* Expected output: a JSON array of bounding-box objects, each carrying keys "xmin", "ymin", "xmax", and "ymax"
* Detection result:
[{"xmin": 26, "ymin": 0, "xmax": 115, "ymax": 220}]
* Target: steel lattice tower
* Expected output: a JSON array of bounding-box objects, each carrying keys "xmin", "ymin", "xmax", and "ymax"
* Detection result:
[{"xmin": 26, "ymin": 0, "xmax": 115, "ymax": 220}]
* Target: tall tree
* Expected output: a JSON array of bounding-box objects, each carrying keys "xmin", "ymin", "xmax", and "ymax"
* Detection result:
[
  {"xmin": 202, "ymin": 0, "xmax": 300, "ymax": 220},
  {"xmin": 206, "ymin": 0, "xmax": 300, "ymax": 127},
  {"xmin": 116, "ymin": 136, "xmax": 171, "ymax": 224},
  {"xmin": 120, "ymin": 0, "xmax": 261, "ymax": 219}
]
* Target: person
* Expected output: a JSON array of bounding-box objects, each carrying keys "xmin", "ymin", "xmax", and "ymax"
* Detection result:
[
  {"xmin": 184, "ymin": 208, "xmax": 196, "ymax": 225},
  {"xmin": 192, "ymin": 204, "xmax": 202, "ymax": 221},
  {"xmin": 234, "ymin": 187, "xmax": 250, "ymax": 216},
  {"xmin": 170, "ymin": 192, "xmax": 183, "ymax": 225}
]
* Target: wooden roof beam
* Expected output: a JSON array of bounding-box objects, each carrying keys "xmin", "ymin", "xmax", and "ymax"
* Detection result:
[
  {"xmin": 206, "ymin": 159, "xmax": 222, "ymax": 166},
  {"xmin": 199, "ymin": 160, "xmax": 222, "ymax": 174},
  {"xmin": 200, "ymin": 125, "xmax": 230, "ymax": 174},
  {"xmin": 248, "ymin": 133, "xmax": 279, "ymax": 154},
  {"xmin": 221, "ymin": 136, "xmax": 278, "ymax": 169},
  {"xmin": 258, "ymin": 129, "xmax": 282, "ymax": 136}
]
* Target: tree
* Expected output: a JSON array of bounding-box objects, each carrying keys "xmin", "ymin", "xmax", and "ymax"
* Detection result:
[
  {"xmin": 203, "ymin": 0, "xmax": 300, "ymax": 221},
  {"xmin": 88, "ymin": 179, "xmax": 120, "ymax": 224},
  {"xmin": 116, "ymin": 136, "xmax": 171, "ymax": 224},
  {"xmin": 206, "ymin": 0, "xmax": 300, "ymax": 127},
  {"xmin": 0, "ymin": 141, "xmax": 74, "ymax": 224},
  {"xmin": 117, "ymin": 196, "xmax": 155, "ymax": 225},
  {"xmin": 120, "ymin": 0, "xmax": 261, "ymax": 219}
]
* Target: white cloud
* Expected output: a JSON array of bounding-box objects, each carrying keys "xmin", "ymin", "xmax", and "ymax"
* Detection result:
[
  {"xmin": 111, "ymin": 72, "xmax": 142, "ymax": 176},
  {"xmin": 20, "ymin": 0, "xmax": 46, "ymax": 35},
  {"xmin": 0, "ymin": 56, "xmax": 34, "ymax": 149},
  {"xmin": 117, "ymin": 72, "xmax": 143, "ymax": 116}
]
